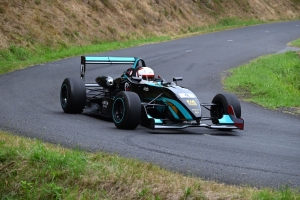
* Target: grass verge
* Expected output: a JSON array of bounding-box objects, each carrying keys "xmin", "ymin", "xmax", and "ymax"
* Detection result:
[
  {"xmin": 0, "ymin": 36, "xmax": 170, "ymax": 75},
  {"xmin": 0, "ymin": 17, "xmax": 265, "ymax": 75},
  {"xmin": 290, "ymin": 38, "xmax": 300, "ymax": 47},
  {"xmin": 1, "ymin": 131, "xmax": 300, "ymax": 199},
  {"xmin": 224, "ymin": 46, "xmax": 300, "ymax": 115}
]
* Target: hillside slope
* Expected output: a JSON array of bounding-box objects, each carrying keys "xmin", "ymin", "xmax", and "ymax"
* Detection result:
[{"xmin": 0, "ymin": 0, "xmax": 300, "ymax": 50}]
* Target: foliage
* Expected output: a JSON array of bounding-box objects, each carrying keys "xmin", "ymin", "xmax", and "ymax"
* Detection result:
[
  {"xmin": 290, "ymin": 38, "xmax": 300, "ymax": 47},
  {"xmin": 0, "ymin": 131, "xmax": 248, "ymax": 199},
  {"xmin": 0, "ymin": 18, "xmax": 265, "ymax": 75},
  {"xmin": 224, "ymin": 51, "xmax": 300, "ymax": 109},
  {"xmin": 1, "ymin": 131, "xmax": 300, "ymax": 199}
]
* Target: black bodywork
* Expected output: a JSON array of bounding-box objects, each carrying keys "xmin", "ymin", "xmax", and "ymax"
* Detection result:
[{"xmin": 60, "ymin": 56, "xmax": 244, "ymax": 130}]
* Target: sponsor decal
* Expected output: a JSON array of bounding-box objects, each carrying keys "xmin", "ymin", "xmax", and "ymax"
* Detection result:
[
  {"xmin": 192, "ymin": 109, "xmax": 200, "ymax": 114},
  {"xmin": 124, "ymin": 82, "xmax": 130, "ymax": 91},
  {"xmin": 143, "ymin": 87, "xmax": 149, "ymax": 91},
  {"xmin": 178, "ymin": 93, "xmax": 196, "ymax": 98},
  {"xmin": 186, "ymin": 100, "xmax": 197, "ymax": 106},
  {"xmin": 102, "ymin": 101, "xmax": 108, "ymax": 108}
]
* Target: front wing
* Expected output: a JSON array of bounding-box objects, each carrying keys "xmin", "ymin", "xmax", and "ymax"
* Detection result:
[{"xmin": 141, "ymin": 105, "xmax": 244, "ymax": 130}]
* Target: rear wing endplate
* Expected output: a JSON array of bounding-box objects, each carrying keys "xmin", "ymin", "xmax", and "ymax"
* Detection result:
[{"xmin": 80, "ymin": 56, "xmax": 145, "ymax": 80}]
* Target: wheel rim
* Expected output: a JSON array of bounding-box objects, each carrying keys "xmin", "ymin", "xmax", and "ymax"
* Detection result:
[
  {"xmin": 60, "ymin": 84, "xmax": 68, "ymax": 108},
  {"xmin": 212, "ymin": 102, "xmax": 224, "ymax": 119},
  {"xmin": 112, "ymin": 98, "xmax": 125, "ymax": 123}
]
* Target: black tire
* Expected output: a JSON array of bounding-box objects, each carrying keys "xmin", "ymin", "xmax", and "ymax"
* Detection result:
[
  {"xmin": 210, "ymin": 93, "xmax": 241, "ymax": 124},
  {"xmin": 112, "ymin": 91, "xmax": 141, "ymax": 129},
  {"xmin": 60, "ymin": 77, "xmax": 86, "ymax": 114}
]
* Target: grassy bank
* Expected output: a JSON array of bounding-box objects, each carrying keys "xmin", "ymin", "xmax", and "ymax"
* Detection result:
[
  {"xmin": 1, "ymin": 131, "xmax": 300, "ymax": 199},
  {"xmin": 2, "ymin": 0, "xmax": 299, "ymax": 50},
  {"xmin": 0, "ymin": 18, "xmax": 264, "ymax": 75},
  {"xmin": 223, "ymin": 39, "xmax": 300, "ymax": 115},
  {"xmin": 290, "ymin": 38, "xmax": 300, "ymax": 47},
  {"xmin": 0, "ymin": 36, "xmax": 170, "ymax": 75}
]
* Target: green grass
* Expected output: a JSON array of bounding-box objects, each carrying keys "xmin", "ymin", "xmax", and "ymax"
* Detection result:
[
  {"xmin": 1, "ymin": 131, "xmax": 300, "ymax": 199},
  {"xmin": 215, "ymin": 17, "xmax": 263, "ymax": 28},
  {"xmin": 290, "ymin": 38, "xmax": 300, "ymax": 47},
  {"xmin": 181, "ymin": 17, "xmax": 264, "ymax": 35},
  {"xmin": 224, "ymin": 50, "xmax": 300, "ymax": 110},
  {"xmin": 253, "ymin": 186, "xmax": 300, "ymax": 200},
  {"xmin": 0, "ymin": 18, "xmax": 267, "ymax": 75},
  {"xmin": 0, "ymin": 36, "xmax": 170, "ymax": 75}
]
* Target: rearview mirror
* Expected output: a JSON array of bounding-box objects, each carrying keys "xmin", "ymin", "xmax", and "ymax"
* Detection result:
[{"xmin": 173, "ymin": 77, "xmax": 182, "ymax": 85}]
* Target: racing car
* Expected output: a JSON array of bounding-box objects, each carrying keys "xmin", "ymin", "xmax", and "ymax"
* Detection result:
[{"xmin": 60, "ymin": 56, "xmax": 244, "ymax": 130}]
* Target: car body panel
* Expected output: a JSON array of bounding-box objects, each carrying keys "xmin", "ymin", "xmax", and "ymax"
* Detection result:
[{"xmin": 75, "ymin": 56, "xmax": 244, "ymax": 130}]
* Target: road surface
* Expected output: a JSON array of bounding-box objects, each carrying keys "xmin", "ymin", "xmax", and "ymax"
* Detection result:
[{"xmin": 1, "ymin": 21, "xmax": 300, "ymax": 188}]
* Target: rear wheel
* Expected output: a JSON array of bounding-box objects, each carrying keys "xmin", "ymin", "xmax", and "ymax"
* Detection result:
[
  {"xmin": 60, "ymin": 77, "xmax": 86, "ymax": 114},
  {"xmin": 112, "ymin": 91, "xmax": 141, "ymax": 129},
  {"xmin": 210, "ymin": 93, "xmax": 241, "ymax": 124}
]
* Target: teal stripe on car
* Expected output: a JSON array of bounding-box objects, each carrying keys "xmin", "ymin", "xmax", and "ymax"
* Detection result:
[
  {"xmin": 218, "ymin": 115, "xmax": 234, "ymax": 124},
  {"xmin": 132, "ymin": 58, "xmax": 141, "ymax": 69},
  {"xmin": 147, "ymin": 114, "xmax": 163, "ymax": 124},
  {"xmin": 162, "ymin": 98, "xmax": 193, "ymax": 121},
  {"xmin": 145, "ymin": 82, "xmax": 163, "ymax": 87},
  {"xmin": 85, "ymin": 57, "xmax": 136, "ymax": 62}
]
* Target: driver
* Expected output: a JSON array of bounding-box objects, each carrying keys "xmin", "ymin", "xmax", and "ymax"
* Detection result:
[
  {"xmin": 136, "ymin": 67, "xmax": 155, "ymax": 81},
  {"xmin": 125, "ymin": 67, "xmax": 155, "ymax": 81}
]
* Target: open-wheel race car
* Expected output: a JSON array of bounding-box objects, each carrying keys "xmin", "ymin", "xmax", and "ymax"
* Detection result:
[{"xmin": 60, "ymin": 56, "xmax": 244, "ymax": 130}]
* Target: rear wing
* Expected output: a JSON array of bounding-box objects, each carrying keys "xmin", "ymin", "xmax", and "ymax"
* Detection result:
[{"xmin": 80, "ymin": 56, "xmax": 146, "ymax": 80}]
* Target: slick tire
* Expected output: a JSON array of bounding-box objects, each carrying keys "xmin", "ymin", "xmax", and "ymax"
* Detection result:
[
  {"xmin": 60, "ymin": 77, "xmax": 86, "ymax": 114},
  {"xmin": 112, "ymin": 91, "xmax": 141, "ymax": 130},
  {"xmin": 210, "ymin": 93, "xmax": 241, "ymax": 124}
]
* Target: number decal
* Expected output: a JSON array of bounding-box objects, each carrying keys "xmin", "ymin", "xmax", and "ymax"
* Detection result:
[
  {"xmin": 186, "ymin": 100, "xmax": 197, "ymax": 106},
  {"xmin": 179, "ymin": 93, "xmax": 196, "ymax": 98}
]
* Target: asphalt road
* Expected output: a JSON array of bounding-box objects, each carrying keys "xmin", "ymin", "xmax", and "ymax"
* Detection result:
[{"xmin": 1, "ymin": 21, "xmax": 300, "ymax": 189}]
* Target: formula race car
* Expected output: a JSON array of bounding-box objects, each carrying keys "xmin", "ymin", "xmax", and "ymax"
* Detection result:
[{"xmin": 60, "ymin": 56, "xmax": 244, "ymax": 130}]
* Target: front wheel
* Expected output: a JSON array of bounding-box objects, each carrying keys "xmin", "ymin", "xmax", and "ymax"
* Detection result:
[
  {"xmin": 112, "ymin": 91, "xmax": 141, "ymax": 129},
  {"xmin": 210, "ymin": 93, "xmax": 241, "ymax": 124},
  {"xmin": 60, "ymin": 77, "xmax": 86, "ymax": 114}
]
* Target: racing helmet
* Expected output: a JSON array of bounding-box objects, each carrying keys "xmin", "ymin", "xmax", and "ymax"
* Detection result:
[{"xmin": 137, "ymin": 67, "xmax": 155, "ymax": 81}]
